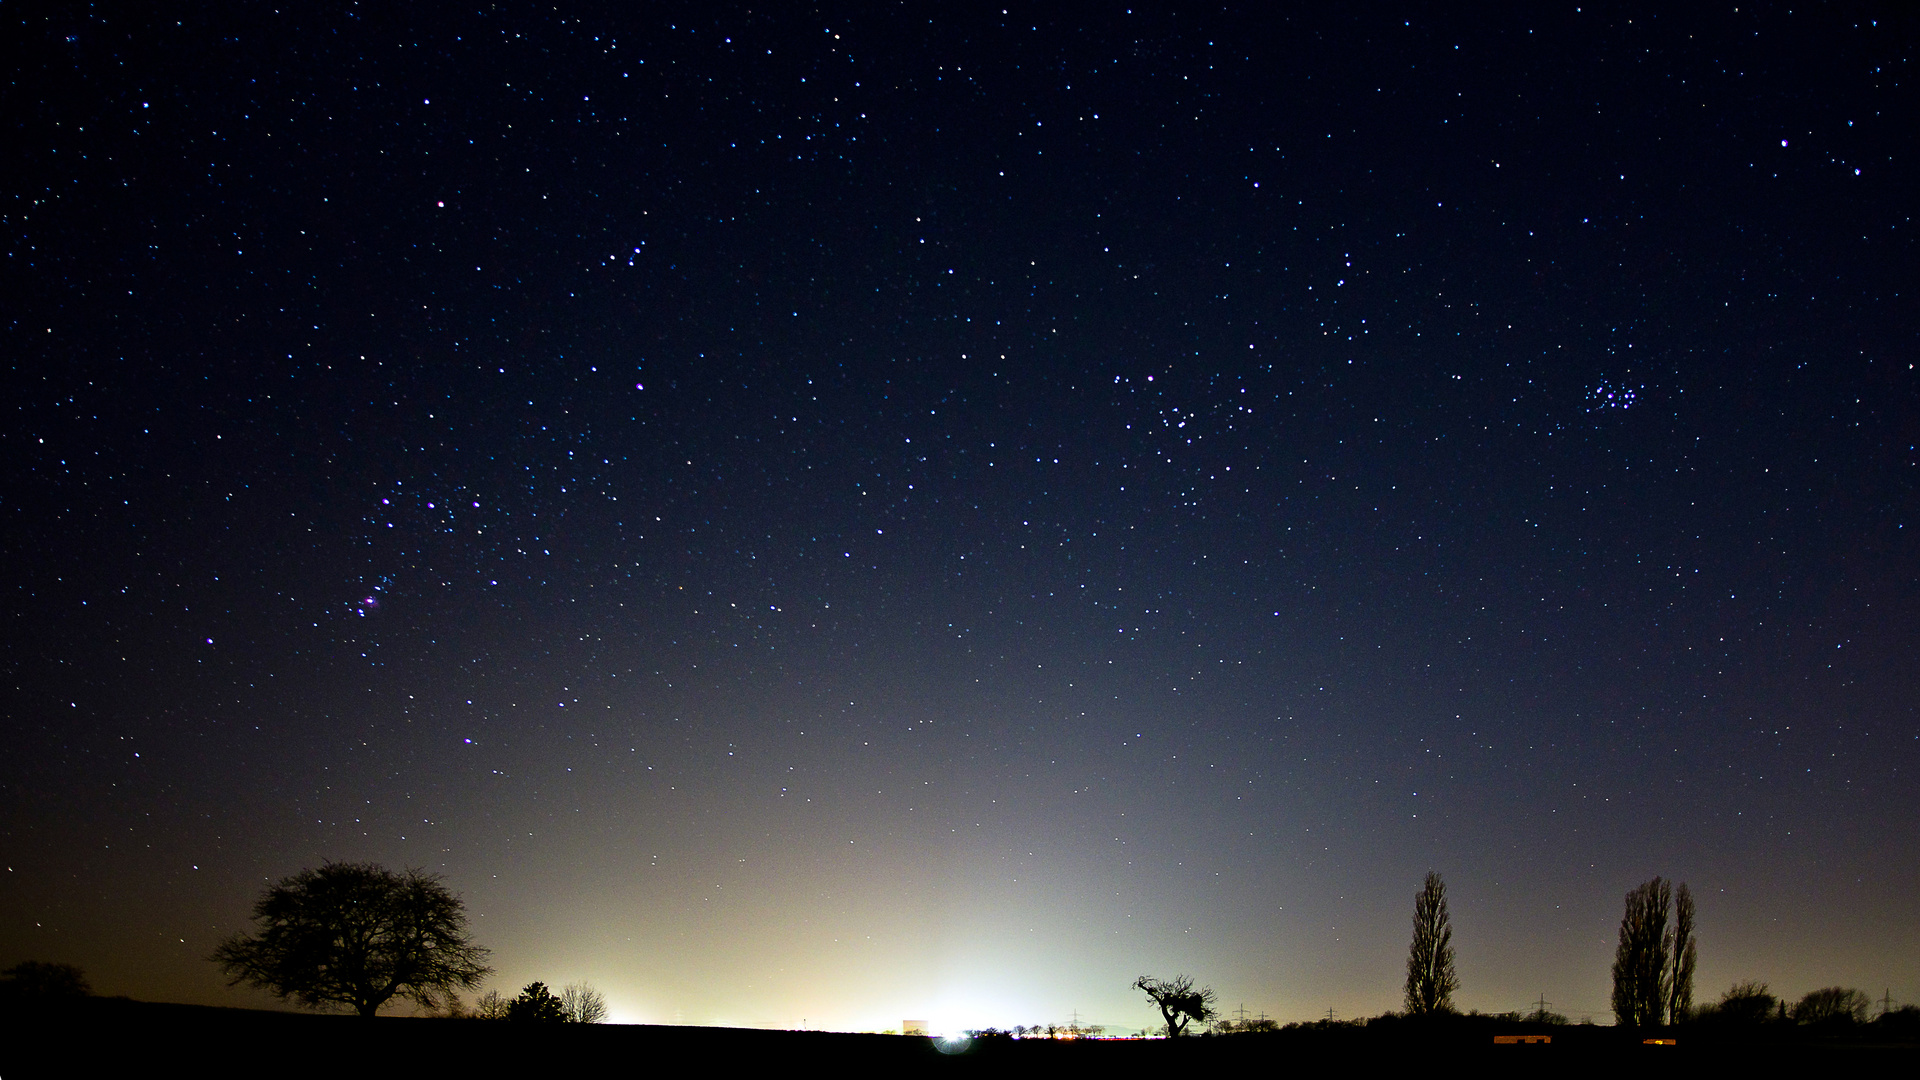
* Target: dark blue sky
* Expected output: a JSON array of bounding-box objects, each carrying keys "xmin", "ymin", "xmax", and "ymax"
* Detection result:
[{"xmin": 4, "ymin": 2, "xmax": 1914, "ymax": 1029}]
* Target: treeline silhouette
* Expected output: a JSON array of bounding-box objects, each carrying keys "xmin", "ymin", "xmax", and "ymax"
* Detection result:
[
  {"xmin": 1175, "ymin": 872, "xmax": 1915, "ymax": 1042},
  {"xmin": 462, "ymin": 981, "xmax": 609, "ymax": 1024},
  {"xmin": 3, "ymin": 862, "xmax": 1913, "ymax": 1063}
]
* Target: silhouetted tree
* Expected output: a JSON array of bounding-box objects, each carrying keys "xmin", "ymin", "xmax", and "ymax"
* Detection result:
[
  {"xmin": 508, "ymin": 981, "xmax": 566, "ymax": 1023},
  {"xmin": 473, "ymin": 988, "xmax": 510, "ymax": 1020},
  {"xmin": 1611, "ymin": 876, "xmax": 1695, "ymax": 1027},
  {"xmin": 1664, "ymin": 882, "xmax": 1696, "ymax": 1023},
  {"xmin": 1403, "ymin": 871, "xmax": 1459, "ymax": 1014},
  {"xmin": 560, "ymin": 981, "xmax": 608, "ymax": 1024},
  {"xmin": 211, "ymin": 861, "xmax": 492, "ymax": 1017},
  {"xmin": 1133, "ymin": 974, "xmax": 1217, "ymax": 1037},
  {"xmin": 1795, "ymin": 987, "xmax": 1870, "ymax": 1025},
  {"xmin": 0, "ymin": 961, "xmax": 91, "ymax": 1003},
  {"xmin": 1701, "ymin": 981, "xmax": 1776, "ymax": 1025}
]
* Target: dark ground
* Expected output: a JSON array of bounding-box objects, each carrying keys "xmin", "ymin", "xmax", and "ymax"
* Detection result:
[{"xmin": 1, "ymin": 999, "xmax": 1914, "ymax": 1078}]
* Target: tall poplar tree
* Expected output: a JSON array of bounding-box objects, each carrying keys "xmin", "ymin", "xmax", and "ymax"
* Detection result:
[
  {"xmin": 1612, "ymin": 878, "xmax": 1670, "ymax": 1027},
  {"xmin": 1404, "ymin": 871, "xmax": 1459, "ymax": 1014},
  {"xmin": 1612, "ymin": 877, "xmax": 1696, "ymax": 1027},
  {"xmin": 1664, "ymin": 883, "xmax": 1697, "ymax": 1024}
]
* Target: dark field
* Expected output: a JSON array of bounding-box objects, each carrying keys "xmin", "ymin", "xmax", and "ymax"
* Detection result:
[{"xmin": 3, "ymin": 999, "xmax": 1915, "ymax": 1078}]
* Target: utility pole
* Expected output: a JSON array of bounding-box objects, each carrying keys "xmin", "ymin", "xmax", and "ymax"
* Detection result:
[
  {"xmin": 1534, "ymin": 993, "xmax": 1551, "ymax": 1017},
  {"xmin": 1882, "ymin": 989, "xmax": 1895, "ymax": 1018},
  {"xmin": 1233, "ymin": 1002, "xmax": 1251, "ymax": 1023},
  {"xmin": 1325, "ymin": 1006, "xmax": 1336, "ymax": 1023}
]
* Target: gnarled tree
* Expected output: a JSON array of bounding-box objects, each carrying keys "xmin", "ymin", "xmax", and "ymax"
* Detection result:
[
  {"xmin": 1403, "ymin": 871, "xmax": 1459, "ymax": 1014},
  {"xmin": 212, "ymin": 862, "xmax": 491, "ymax": 1017},
  {"xmin": 1133, "ymin": 974, "xmax": 1217, "ymax": 1037}
]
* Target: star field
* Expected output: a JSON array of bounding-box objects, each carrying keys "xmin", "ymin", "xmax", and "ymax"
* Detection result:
[{"xmin": 3, "ymin": 2, "xmax": 1916, "ymax": 1031}]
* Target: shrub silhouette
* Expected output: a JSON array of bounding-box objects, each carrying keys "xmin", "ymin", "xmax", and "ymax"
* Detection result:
[
  {"xmin": 508, "ymin": 981, "xmax": 567, "ymax": 1023},
  {"xmin": 0, "ymin": 961, "xmax": 91, "ymax": 1003},
  {"xmin": 1698, "ymin": 980, "xmax": 1777, "ymax": 1025},
  {"xmin": 1795, "ymin": 987, "xmax": 1870, "ymax": 1025}
]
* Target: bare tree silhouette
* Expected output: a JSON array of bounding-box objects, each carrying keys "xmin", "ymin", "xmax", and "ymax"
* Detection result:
[
  {"xmin": 1664, "ymin": 882, "xmax": 1696, "ymax": 1023},
  {"xmin": 474, "ymin": 988, "xmax": 510, "ymax": 1020},
  {"xmin": 561, "ymin": 981, "xmax": 608, "ymax": 1024},
  {"xmin": 1795, "ymin": 987, "xmax": 1871, "ymax": 1025},
  {"xmin": 1611, "ymin": 878, "xmax": 1669, "ymax": 1027},
  {"xmin": 212, "ymin": 862, "xmax": 491, "ymax": 1017},
  {"xmin": 1611, "ymin": 877, "xmax": 1696, "ymax": 1027},
  {"xmin": 1707, "ymin": 980, "xmax": 1778, "ymax": 1025},
  {"xmin": 1133, "ymin": 974, "xmax": 1217, "ymax": 1037},
  {"xmin": 0, "ymin": 962, "xmax": 91, "ymax": 1003},
  {"xmin": 1403, "ymin": 871, "xmax": 1459, "ymax": 1014}
]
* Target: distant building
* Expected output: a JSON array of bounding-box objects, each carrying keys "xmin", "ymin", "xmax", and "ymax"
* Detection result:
[{"xmin": 902, "ymin": 1020, "xmax": 929, "ymax": 1036}]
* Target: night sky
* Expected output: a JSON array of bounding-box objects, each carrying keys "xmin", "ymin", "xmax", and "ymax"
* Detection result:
[{"xmin": 4, "ymin": 2, "xmax": 1916, "ymax": 1033}]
